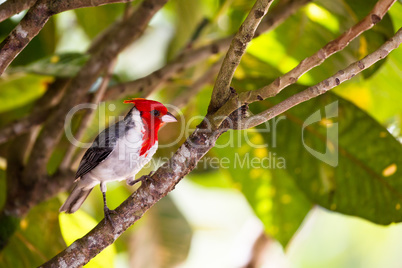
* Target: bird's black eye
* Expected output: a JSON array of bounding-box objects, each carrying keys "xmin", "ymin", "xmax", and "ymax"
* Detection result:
[{"xmin": 151, "ymin": 110, "xmax": 160, "ymax": 117}]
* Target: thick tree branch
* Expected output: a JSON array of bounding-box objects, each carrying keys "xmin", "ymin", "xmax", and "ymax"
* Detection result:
[
  {"xmin": 239, "ymin": 27, "xmax": 402, "ymax": 129},
  {"xmin": 210, "ymin": 0, "xmax": 396, "ymax": 128},
  {"xmin": 207, "ymin": 0, "xmax": 273, "ymax": 113},
  {"xmin": 0, "ymin": 0, "xmax": 135, "ymax": 75},
  {"xmin": 0, "ymin": 0, "xmax": 37, "ymax": 23},
  {"xmin": 0, "ymin": 0, "xmax": 52, "ymax": 75}
]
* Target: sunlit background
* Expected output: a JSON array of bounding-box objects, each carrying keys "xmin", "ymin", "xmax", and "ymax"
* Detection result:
[{"xmin": 1, "ymin": 0, "xmax": 402, "ymax": 267}]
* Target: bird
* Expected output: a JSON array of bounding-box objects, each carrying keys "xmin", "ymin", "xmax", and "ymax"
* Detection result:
[{"xmin": 59, "ymin": 98, "xmax": 177, "ymax": 224}]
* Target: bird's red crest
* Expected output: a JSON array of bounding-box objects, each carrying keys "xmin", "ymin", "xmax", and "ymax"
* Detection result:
[{"xmin": 124, "ymin": 98, "xmax": 167, "ymax": 113}]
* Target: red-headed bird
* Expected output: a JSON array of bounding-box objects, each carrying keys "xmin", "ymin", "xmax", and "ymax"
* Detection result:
[{"xmin": 60, "ymin": 99, "xmax": 177, "ymax": 223}]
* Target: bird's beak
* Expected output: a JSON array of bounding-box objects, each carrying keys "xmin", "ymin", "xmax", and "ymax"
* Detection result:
[{"xmin": 161, "ymin": 112, "xmax": 177, "ymax": 123}]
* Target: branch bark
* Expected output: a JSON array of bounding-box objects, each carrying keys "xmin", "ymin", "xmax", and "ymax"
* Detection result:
[
  {"xmin": 210, "ymin": 0, "xmax": 396, "ymax": 128},
  {"xmin": 0, "ymin": 0, "xmax": 52, "ymax": 75},
  {"xmin": 207, "ymin": 0, "xmax": 273, "ymax": 113},
  {"xmin": 0, "ymin": 0, "xmax": 37, "ymax": 23}
]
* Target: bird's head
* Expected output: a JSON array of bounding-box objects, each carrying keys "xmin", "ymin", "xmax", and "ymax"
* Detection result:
[
  {"xmin": 124, "ymin": 98, "xmax": 177, "ymax": 156},
  {"xmin": 124, "ymin": 98, "xmax": 177, "ymax": 129}
]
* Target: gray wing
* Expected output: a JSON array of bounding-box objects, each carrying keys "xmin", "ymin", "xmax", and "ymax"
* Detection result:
[{"xmin": 75, "ymin": 121, "xmax": 126, "ymax": 179}]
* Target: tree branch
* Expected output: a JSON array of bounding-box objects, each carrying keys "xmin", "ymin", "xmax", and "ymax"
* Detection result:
[
  {"xmin": 239, "ymin": 27, "xmax": 402, "ymax": 129},
  {"xmin": 0, "ymin": 0, "xmax": 136, "ymax": 75},
  {"xmin": 104, "ymin": 0, "xmax": 311, "ymax": 101},
  {"xmin": 0, "ymin": 0, "xmax": 37, "ymax": 23},
  {"xmin": 210, "ymin": 0, "xmax": 396, "ymax": 128},
  {"xmin": 209, "ymin": 0, "xmax": 273, "ymax": 113},
  {"xmin": 0, "ymin": 0, "xmax": 52, "ymax": 75}
]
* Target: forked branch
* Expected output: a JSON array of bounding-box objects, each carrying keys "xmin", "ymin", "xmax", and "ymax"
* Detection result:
[
  {"xmin": 239, "ymin": 27, "xmax": 402, "ymax": 129},
  {"xmin": 211, "ymin": 0, "xmax": 396, "ymax": 128},
  {"xmin": 207, "ymin": 0, "xmax": 273, "ymax": 113}
]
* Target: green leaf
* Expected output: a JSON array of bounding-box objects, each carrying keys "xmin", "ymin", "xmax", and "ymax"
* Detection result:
[
  {"xmin": 238, "ymin": 77, "xmax": 402, "ymax": 225},
  {"xmin": 0, "ymin": 74, "xmax": 50, "ymax": 113},
  {"xmin": 0, "ymin": 199, "xmax": 66, "ymax": 267},
  {"xmin": 268, "ymin": 169, "xmax": 312, "ymax": 245},
  {"xmin": 213, "ymin": 131, "xmax": 311, "ymax": 246},
  {"xmin": 8, "ymin": 53, "xmax": 90, "ymax": 77}
]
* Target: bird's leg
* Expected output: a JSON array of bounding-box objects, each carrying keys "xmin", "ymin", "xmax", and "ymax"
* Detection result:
[
  {"xmin": 127, "ymin": 171, "xmax": 155, "ymax": 186},
  {"xmin": 100, "ymin": 183, "xmax": 116, "ymax": 227}
]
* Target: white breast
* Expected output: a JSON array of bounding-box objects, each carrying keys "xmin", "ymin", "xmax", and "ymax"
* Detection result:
[{"xmin": 87, "ymin": 109, "xmax": 158, "ymax": 183}]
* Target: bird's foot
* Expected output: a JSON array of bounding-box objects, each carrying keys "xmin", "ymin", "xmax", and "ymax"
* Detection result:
[
  {"xmin": 104, "ymin": 207, "xmax": 117, "ymax": 228},
  {"xmin": 127, "ymin": 171, "xmax": 155, "ymax": 186}
]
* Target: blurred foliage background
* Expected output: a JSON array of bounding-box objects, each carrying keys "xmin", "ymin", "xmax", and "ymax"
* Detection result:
[{"xmin": 0, "ymin": 0, "xmax": 402, "ymax": 267}]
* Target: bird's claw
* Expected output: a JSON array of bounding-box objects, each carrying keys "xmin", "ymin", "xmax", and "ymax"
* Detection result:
[
  {"xmin": 128, "ymin": 171, "xmax": 155, "ymax": 186},
  {"xmin": 104, "ymin": 207, "xmax": 117, "ymax": 228}
]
